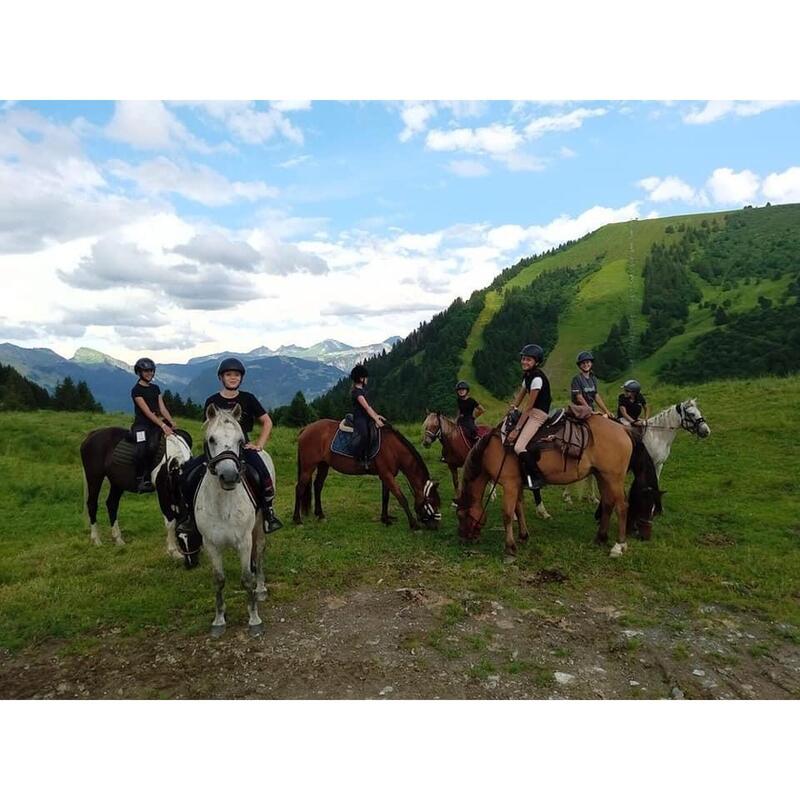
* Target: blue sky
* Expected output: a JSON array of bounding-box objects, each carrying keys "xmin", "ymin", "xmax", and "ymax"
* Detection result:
[{"xmin": 1, "ymin": 99, "xmax": 798, "ymax": 363}]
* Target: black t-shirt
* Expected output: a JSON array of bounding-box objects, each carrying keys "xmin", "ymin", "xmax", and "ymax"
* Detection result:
[
  {"xmin": 351, "ymin": 386, "xmax": 370, "ymax": 420},
  {"xmin": 457, "ymin": 396, "xmax": 479, "ymax": 418},
  {"xmin": 618, "ymin": 393, "xmax": 647, "ymax": 421},
  {"xmin": 204, "ymin": 391, "xmax": 266, "ymax": 436},
  {"xmin": 522, "ymin": 368, "xmax": 552, "ymax": 413},
  {"xmin": 131, "ymin": 382, "xmax": 161, "ymax": 426}
]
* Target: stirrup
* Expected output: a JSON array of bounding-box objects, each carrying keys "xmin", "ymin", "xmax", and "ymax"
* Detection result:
[
  {"xmin": 263, "ymin": 505, "xmax": 283, "ymax": 533},
  {"xmin": 136, "ymin": 478, "xmax": 155, "ymax": 493}
]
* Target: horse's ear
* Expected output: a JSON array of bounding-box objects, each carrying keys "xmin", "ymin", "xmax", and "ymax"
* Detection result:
[
  {"xmin": 206, "ymin": 404, "xmax": 218, "ymax": 421},
  {"xmin": 231, "ymin": 403, "xmax": 242, "ymax": 421}
]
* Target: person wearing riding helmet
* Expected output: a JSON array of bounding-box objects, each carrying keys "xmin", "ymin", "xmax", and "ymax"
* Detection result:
[
  {"xmin": 617, "ymin": 379, "xmax": 648, "ymax": 426},
  {"xmin": 177, "ymin": 357, "xmax": 282, "ymax": 535},
  {"xmin": 350, "ymin": 364, "xmax": 385, "ymax": 469},
  {"xmin": 571, "ymin": 350, "xmax": 612, "ymax": 417},
  {"xmin": 507, "ymin": 344, "xmax": 552, "ymax": 490},
  {"xmin": 131, "ymin": 357, "xmax": 176, "ymax": 493},
  {"xmin": 455, "ymin": 380, "xmax": 484, "ymax": 445}
]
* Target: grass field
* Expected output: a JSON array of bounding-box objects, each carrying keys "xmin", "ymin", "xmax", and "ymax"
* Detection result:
[{"xmin": 1, "ymin": 373, "xmax": 799, "ymax": 667}]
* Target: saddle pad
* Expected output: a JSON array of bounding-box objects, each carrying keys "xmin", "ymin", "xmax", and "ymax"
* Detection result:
[
  {"xmin": 111, "ymin": 436, "xmax": 167, "ymax": 470},
  {"xmin": 330, "ymin": 427, "xmax": 381, "ymax": 460}
]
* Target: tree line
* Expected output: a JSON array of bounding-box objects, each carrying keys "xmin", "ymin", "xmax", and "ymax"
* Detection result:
[{"xmin": 0, "ymin": 364, "xmax": 102, "ymax": 412}]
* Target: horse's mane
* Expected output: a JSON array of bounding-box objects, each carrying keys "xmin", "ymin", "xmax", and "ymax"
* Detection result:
[
  {"xmin": 385, "ymin": 424, "xmax": 431, "ymax": 478},
  {"xmin": 461, "ymin": 429, "xmax": 496, "ymax": 486}
]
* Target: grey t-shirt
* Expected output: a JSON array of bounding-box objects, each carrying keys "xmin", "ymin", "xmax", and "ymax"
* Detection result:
[{"xmin": 571, "ymin": 372, "xmax": 598, "ymax": 409}]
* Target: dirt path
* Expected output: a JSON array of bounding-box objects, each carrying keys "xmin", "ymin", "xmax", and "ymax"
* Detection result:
[{"xmin": 2, "ymin": 578, "xmax": 798, "ymax": 699}]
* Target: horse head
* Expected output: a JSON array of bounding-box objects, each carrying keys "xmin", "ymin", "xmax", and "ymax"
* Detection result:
[
  {"xmin": 204, "ymin": 404, "xmax": 246, "ymax": 490},
  {"xmin": 415, "ymin": 479, "xmax": 442, "ymax": 529},
  {"xmin": 421, "ymin": 411, "xmax": 441, "ymax": 448},
  {"xmin": 679, "ymin": 398, "xmax": 711, "ymax": 438}
]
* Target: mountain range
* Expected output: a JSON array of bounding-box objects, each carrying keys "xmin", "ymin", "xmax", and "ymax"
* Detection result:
[{"xmin": 0, "ymin": 336, "xmax": 399, "ymax": 412}]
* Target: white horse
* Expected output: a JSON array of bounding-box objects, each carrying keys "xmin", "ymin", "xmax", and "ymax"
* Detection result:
[
  {"xmin": 195, "ymin": 404, "xmax": 273, "ymax": 637},
  {"xmin": 640, "ymin": 398, "xmax": 710, "ymax": 479},
  {"xmin": 561, "ymin": 398, "xmax": 710, "ymax": 504}
]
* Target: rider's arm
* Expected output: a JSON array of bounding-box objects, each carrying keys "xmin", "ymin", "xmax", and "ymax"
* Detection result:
[
  {"xmin": 134, "ymin": 396, "xmax": 170, "ymax": 431},
  {"xmin": 357, "ymin": 394, "xmax": 384, "ymax": 424},
  {"xmin": 157, "ymin": 395, "xmax": 175, "ymax": 428},
  {"xmin": 619, "ymin": 402, "xmax": 634, "ymax": 423},
  {"xmin": 595, "ymin": 391, "xmax": 611, "ymax": 416},
  {"xmin": 253, "ymin": 412, "xmax": 273, "ymax": 449},
  {"xmin": 475, "ymin": 403, "xmax": 485, "ymax": 418}
]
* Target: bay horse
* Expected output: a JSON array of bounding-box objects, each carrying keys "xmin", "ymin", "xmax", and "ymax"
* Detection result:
[
  {"xmin": 422, "ymin": 411, "xmax": 552, "ymax": 519},
  {"xmin": 293, "ymin": 420, "xmax": 441, "ymax": 530},
  {"xmin": 190, "ymin": 404, "xmax": 270, "ymax": 637},
  {"xmin": 457, "ymin": 416, "xmax": 661, "ymax": 559},
  {"xmin": 79, "ymin": 425, "xmax": 192, "ymax": 554}
]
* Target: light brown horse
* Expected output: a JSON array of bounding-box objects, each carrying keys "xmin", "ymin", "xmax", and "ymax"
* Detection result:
[
  {"xmin": 421, "ymin": 411, "xmax": 551, "ymax": 518},
  {"xmin": 457, "ymin": 416, "xmax": 660, "ymax": 559},
  {"xmin": 293, "ymin": 420, "xmax": 441, "ymax": 530}
]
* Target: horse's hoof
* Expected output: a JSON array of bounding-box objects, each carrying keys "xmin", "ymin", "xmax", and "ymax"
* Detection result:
[
  {"xmin": 90, "ymin": 538, "xmax": 101, "ymax": 547},
  {"xmin": 249, "ymin": 623, "xmax": 264, "ymax": 638},
  {"xmin": 536, "ymin": 505, "xmax": 552, "ymax": 520},
  {"xmin": 210, "ymin": 624, "xmax": 226, "ymax": 638},
  {"xmin": 503, "ymin": 554, "xmax": 517, "ymax": 565},
  {"xmin": 315, "ymin": 516, "xmax": 327, "ymax": 524},
  {"xmin": 609, "ymin": 542, "xmax": 628, "ymax": 558}
]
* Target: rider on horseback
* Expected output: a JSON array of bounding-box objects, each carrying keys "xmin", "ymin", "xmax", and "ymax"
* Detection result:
[
  {"xmin": 571, "ymin": 350, "xmax": 611, "ymax": 417},
  {"xmin": 617, "ymin": 379, "xmax": 648, "ymax": 426},
  {"xmin": 177, "ymin": 357, "xmax": 283, "ymax": 536},
  {"xmin": 455, "ymin": 380, "xmax": 484, "ymax": 445},
  {"xmin": 506, "ymin": 344, "xmax": 552, "ymax": 491},
  {"xmin": 350, "ymin": 364, "xmax": 385, "ymax": 469},
  {"xmin": 131, "ymin": 357, "xmax": 176, "ymax": 493}
]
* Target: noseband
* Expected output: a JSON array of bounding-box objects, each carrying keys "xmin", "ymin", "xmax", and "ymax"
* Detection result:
[
  {"xmin": 204, "ymin": 440, "xmax": 245, "ymax": 480},
  {"xmin": 675, "ymin": 403, "xmax": 707, "ymax": 435},
  {"xmin": 423, "ymin": 413, "xmax": 443, "ymax": 446}
]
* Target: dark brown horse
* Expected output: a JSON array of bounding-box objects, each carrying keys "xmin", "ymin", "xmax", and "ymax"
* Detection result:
[
  {"xmin": 293, "ymin": 420, "xmax": 441, "ymax": 530},
  {"xmin": 79, "ymin": 426, "xmax": 192, "ymax": 555},
  {"xmin": 457, "ymin": 417, "xmax": 661, "ymax": 559},
  {"xmin": 421, "ymin": 411, "xmax": 551, "ymax": 519}
]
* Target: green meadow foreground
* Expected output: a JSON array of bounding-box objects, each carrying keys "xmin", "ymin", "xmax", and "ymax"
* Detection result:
[{"xmin": 1, "ymin": 375, "xmax": 799, "ymax": 698}]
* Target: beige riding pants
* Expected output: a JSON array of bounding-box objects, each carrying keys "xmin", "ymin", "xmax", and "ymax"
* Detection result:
[{"xmin": 513, "ymin": 408, "xmax": 550, "ymax": 455}]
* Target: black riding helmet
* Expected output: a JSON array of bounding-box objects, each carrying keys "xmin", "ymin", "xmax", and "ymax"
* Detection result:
[
  {"xmin": 455, "ymin": 380, "xmax": 470, "ymax": 391},
  {"xmin": 217, "ymin": 357, "xmax": 246, "ymax": 377},
  {"xmin": 350, "ymin": 364, "xmax": 369, "ymax": 382},
  {"xmin": 134, "ymin": 357, "xmax": 156, "ymax": 376},
  {"xmin": 622, "ymin": 379, "xmax": 642, "ymax": 393},
  {"xmin": 519, "ymin": 344, "xmax": 544, "ymax": 363},
  {"xmin": 576, "ymin": 350, "xmax": 594, "ymax": 365}
]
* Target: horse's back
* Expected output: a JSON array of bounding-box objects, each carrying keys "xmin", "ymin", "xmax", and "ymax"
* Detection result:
[{"xmin": 80, "ymin": 426, "xmax": 128, "ymax": 465}]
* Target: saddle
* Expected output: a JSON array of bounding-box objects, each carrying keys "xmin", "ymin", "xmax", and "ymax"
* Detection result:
[
  {"xmin": 525, "ymin": 404, "xmax": 592, "ymax": 470},
  {"xmin": 457, "ymin": 423, "xmax": 491, "ymax": 448},
  {"xmin": 111, "ymin": 433, "xmax": 168, "ymax": 490},
  {"xmin": 331, "ymin": 418, "xmax": 381, "ymax": 461}
]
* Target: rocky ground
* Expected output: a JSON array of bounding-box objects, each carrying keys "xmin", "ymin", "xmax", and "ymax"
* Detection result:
[{"xmin": 2, "ymin": 572, "xmax": 799, "ymax": 700}]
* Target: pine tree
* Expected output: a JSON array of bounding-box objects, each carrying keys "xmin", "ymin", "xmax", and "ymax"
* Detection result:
[{"xmin": 285, "ymin": 391, "xmax": 315, "ymax": 427}]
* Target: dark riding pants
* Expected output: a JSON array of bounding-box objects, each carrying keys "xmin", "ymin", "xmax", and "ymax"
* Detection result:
[
  {"xmin": 131, "ymin": 422, "xmax": 160, "ymax": 479},
  {"xmin": 457, "ymin": 414, "xmax": 478, "ymax": 443},
  {"xmin": 351, "ymin": 415, "xmax": 371, "ymax": 462}
]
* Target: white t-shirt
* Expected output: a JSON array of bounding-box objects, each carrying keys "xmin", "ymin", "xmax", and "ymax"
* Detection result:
[{"xmin": 522, "ymin": 376, "xmax": 543, "ymax": 391}]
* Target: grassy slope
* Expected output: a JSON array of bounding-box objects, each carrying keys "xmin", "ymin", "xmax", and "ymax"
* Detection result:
[{"xmin": 1, "ymin": 374, "xmax": 799, "ymax": 653}]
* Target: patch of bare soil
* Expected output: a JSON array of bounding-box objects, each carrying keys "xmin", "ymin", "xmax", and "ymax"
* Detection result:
[{"xmin": 1, "ymin": 581, "xmax": 798, "ymax": 699}]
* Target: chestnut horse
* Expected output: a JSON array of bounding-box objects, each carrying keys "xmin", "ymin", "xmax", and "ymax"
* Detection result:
[
  {"xmin": 294, "ymin": 420, "xmax": 441, "ymax": 530},
  {"xmin": 457, "ymin": 416, "xmax": 661, "ymax": 559},
  {"xmin": 421, "ymin": 411, "xmax": 551, "ymax": 519}
]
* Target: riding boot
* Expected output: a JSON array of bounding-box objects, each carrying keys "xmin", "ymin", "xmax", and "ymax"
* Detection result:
[
  {"xmin": 520, "ymin": 452, "xmax": 546, "ymax": 492},
  {"xmin": 261, "ymin": 492, "xmax": 283, "ymax": 533},
  {"xmin": 135, "ymin": 473, "xmax": 155, "ymax": 493}
]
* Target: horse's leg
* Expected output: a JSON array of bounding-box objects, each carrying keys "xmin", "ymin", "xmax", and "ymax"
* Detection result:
[
  {"xmin": 86, "ymin": 474, "xmax": 103, "ymax": 546},
  {"xmin": 382, "ymin": 472, "xmax": 418, "ymax": 530},
  {"xmin": 587, "ymin": 474, "xmax": 600, "ymax": 504},
  {"xmin": 313, "ymin": 462, "xmax": 329, "ymax": 521},
  {"xmin": 562, "ymin": 486, "xmax": 573, "ymax": 505},
  {"xmin": 608, "ymin": 477, "xmax": 630, "ymax": 558},
  {"xmin": 255, "ymin": 524, "xmax": 268, "ymax": 602},
  {"xmin": 205, "ymin": 541, "xmax": 227, "ymax": 636},
  {"xmin": 515, "ymin": 497, "xmax": 529, "ymax": 542},
  {"xmin": 502, "ymin": 484, "xmax": 519, "ymax": 560},
  {"xmin": 450, "ymin": 465, "xmax": 459, "ymax": 498},
  {"xmin": 106, "ymin": 483, "xmax": 125, "ymax": 546},
  {"xmin": 593, "ymin": 475, "xmax": 612, "ymax": 546},
  {"xmin": 534, "ymin": 487, "xmax": 551, "ymax": 519},
  {"xmin": 240, "ymin": 533, "xmax": 264, "ymax": 635},
  {"xmin": 293, "ymin": 465, "xmax": 314, "ymax": 524},
  {"xmin": 164, "ymin": 514, "xmax": 182, "ymax": 560},
  {"xmin": 380, "ymin": 481, "xmax": 393, "ymax": 526}
]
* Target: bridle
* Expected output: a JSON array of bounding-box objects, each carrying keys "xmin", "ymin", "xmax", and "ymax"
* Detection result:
[
  {"xmin": 643, "ymin": 403, "xmax": 707, "ymax": 436},
  {"xmin": 419, "ymin": 479, "xmax": 442, "ymax": 522},
  {"xmin": 423, "ymin": 412, "xmax": 443, "ymax": 446},
  {"xmin": 204, "ymin": 438, "xmax": 245, "ymax": 481}
]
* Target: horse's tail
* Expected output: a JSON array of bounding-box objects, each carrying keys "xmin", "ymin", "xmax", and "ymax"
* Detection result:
[{"xmin": 296, "ymin": 449, "xmax": 312, "ymax": 516}]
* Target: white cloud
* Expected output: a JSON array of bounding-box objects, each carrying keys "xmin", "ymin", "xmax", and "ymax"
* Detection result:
[
  {"xmin": 762, "ymin": 166, "xmax": 800, "ymax": 203},
  {"xmin": 638, "ymin": 175, "xmax": 707, "ymax": 205},
  {"xmin": 706, "ymin": 167, "xmax": 760, "ymax": 205},
  {"xmin": 559, "ymin": 146, "xmax": 577, "ymax": 158},
  {"xmin": 172, "ymin": 232, "xmax": 262, "ymax": 271},
  {"xmin": 683, "ymin": 100, "xmax": 792, "ymax": 125},
  {"xmin": 446, "ymin": 159, "xmax": 489, "ymax": 177},
  {"xmin": 105, "ymin": 101, "xmax": 213, "ymax": 152},
  {"xmin": 278, "ymin": 154, "xmax": 312, "ymax": 168},
  {"xmin": 270, "ymin": 101, "xmax": 312, "ymax": 112},
  {"xmin": 426, "ymin": 124, "xmax": 523, "ymax": 155},
  {"xmin": 107, "ymin": 157, "xmax": 277, "ymax": 206},
  {"xmin": 189, "ymin": 101, "xmax": 304, "ymax": 145},
  {"xmin": 524, "ymin": 107, "xmax": 607, "ymax": 139},
  {"xmin": 493, "ymin": 151, "xmax": 547, "ymax": 172},
  {"xmin": 399, "ymin": 102, "xmax": 437, "ymax": 142}
]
